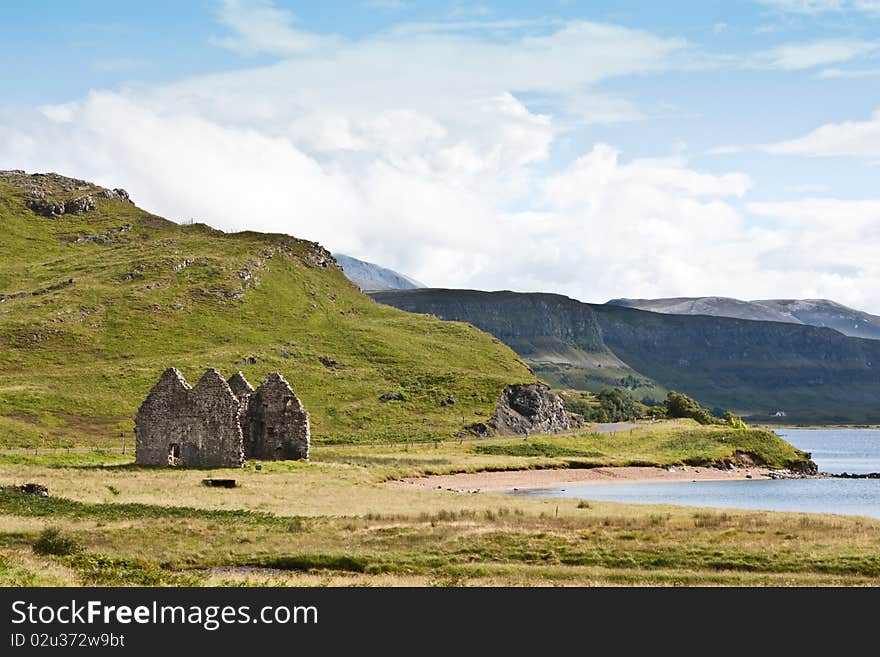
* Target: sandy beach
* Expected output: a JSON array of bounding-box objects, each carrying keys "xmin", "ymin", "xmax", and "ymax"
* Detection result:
[{"xmin": 398, "ymin": 465, "xmax": 775, "ymax": 493}]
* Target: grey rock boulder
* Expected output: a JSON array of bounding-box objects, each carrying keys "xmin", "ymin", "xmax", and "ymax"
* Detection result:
[{"xmin": 490, "ymin": 383, "xmax": 571, "ymax": 435}]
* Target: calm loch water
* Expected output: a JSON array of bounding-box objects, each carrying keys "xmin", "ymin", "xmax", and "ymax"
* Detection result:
[
  {"xmin": 775, "ymin": 428, "xmax": 880, "ymax": 475},
  {"xmin": 511, "ymin": 429, "xmax": 880, "ymax": 518}
]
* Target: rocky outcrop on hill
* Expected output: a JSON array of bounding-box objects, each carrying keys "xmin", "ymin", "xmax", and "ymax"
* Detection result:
[
  {"xmin": 490, "ymin": 383, "xmax": 572, "ymax": 435},
  {"xmin": 0, "ymin": 170, "xmax": 131, "ymax": 218}
]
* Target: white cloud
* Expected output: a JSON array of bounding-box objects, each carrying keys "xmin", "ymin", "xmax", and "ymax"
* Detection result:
[
  {"xmin": 385, "ymin": 18, "xmax": 558, "ymax": 37},
  {"xmin": 757, "ymin": 0, "xmax": 880, "ymax": 13},
  {"xmin": 748, "ymin": 198, "xmax": 880, "ymax": 229},
  {"xmin": 765, "ymin": 108, "xmax": 880, "ymax": 156},
  {"xmin": 756, "ymin": 0, "xmax": 852, "ymax": 13},
  {"xmin": 213, "ymin": 0, "xmax": 340, "ymax": 56},
  {"xmin": 154, "ymin": 15, "xmax": 684, "ymax": 142},
  {"xmin": 818, "ymin": 66, "xmax": 880, "ymax": 77},
  {"xmin": 450, "ymin": 2, "xmax": 494, "ymax": 18},
  {"xmin": 363, "ymin": 0, "xmax": 410, "ymax": 9},
  {"xmin": 1, "ymin": 96, "xmax": 772, "ymax": 309},
  {"xmin": 759, "ymin": 39, "xmax": 878, "ymax": 70},
  {"xmin": 543, "ymin": 145, "xmax": 751, "ymax": 209},
  {"xmin": 3, "ymin": 0, "xmax": 880, "ymax": 313},
  {"xmin": 1, "ymin": 93, "xmax": 360, "ymax": 234},
  {"xmin": 745, "ymin": 199, "xmax": 880, "ymax": 309}
]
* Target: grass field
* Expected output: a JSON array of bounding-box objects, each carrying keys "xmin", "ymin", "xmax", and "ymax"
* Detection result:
[{"xmin": 2, "ymin": 421, "xmax": 876, "ymax": 587}]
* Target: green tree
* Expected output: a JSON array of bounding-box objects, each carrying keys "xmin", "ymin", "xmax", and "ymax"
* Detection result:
[
  {"xmin": 596, "ymin": 388, "xmax": 646, "ymax": 422},
  {"xmin": 664, "ymin": 391, "xmax": 716, "ymax": 425}
]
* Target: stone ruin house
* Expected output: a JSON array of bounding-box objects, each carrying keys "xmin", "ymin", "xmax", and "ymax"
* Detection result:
[{"xmin": 135, "ymin": 368, "xmax": 310, "ymax": 467}]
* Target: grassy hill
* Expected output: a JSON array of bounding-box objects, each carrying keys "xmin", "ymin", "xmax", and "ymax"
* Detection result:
[{"xmin": 0, "ymin": 171, "xmax": 534, "ymax": 447}]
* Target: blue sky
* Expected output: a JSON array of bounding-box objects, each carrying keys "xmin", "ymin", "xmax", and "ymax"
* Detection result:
[{"xmin": 2, "ymin": 1, "xmax": 880, "ymax": 311}]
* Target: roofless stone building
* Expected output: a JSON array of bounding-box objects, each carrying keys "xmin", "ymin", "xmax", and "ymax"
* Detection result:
[{"xmin": 135, "ymin": 368, "xmax": 310, "ymax": 467}]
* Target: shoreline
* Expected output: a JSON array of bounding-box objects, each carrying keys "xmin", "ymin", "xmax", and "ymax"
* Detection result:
[
  {"xmin": 397, "ymin": 465, "xmax": 783, "ymax": 494},
  {"xmin": 761, "ymin": 424, "xmax": 880, "ymax": 430}
]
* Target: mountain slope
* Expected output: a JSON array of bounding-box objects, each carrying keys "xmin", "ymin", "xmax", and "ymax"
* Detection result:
[
  {"xmin": 0, "ymin": 171, "xmax": 534, "ymax": 447},
  {"xmin": 373, "ymin": 288, "xmax": 880, "ymax": 423},
  {"xmin": 333, "ymin": 253, "xmax": 424, "ymax": 291},
  {"xmin": 608, "ymin": 297, "xmax": 880, "ymax": 340},
  {"xmin": 592, "ymin": 303, "xmax": 880, "ymax": 422},
  {"xmin": 369, "ymin": 289, "xmax": 664, "ymax": 400}
]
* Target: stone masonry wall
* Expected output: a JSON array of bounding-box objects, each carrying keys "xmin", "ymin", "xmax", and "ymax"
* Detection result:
[
  {"xmin": 135, "ymin": 368, "xmax": 193, "ymax": 466},
  {"xmin": 241, "ymin": 372, "xmax": 310, "ymax": 461},
  {"xmin": 188, "ymin": 369, "xmax": 245, "ymax": 468},
  {"xmin": 135, "ymin": 368, "xmax": 244, "ymax": 468}
]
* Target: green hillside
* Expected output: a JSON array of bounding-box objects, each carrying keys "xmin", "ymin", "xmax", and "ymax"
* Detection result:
[
  {"xmin": 369, "ymin": 288, "xmax": 667, "ymax": 400},
  {"xmin": 0, "ymin": 171, "xmax": 534, "ymax": 447}
]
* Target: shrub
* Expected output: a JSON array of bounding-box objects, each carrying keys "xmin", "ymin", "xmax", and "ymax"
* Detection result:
[
  {"xmin": 647, "ymin": 405, "xmax": 667, "ymax": 419},
  {"xmin": 562, "ymin": 397, "xmax": 594, "ymax": 417},
  {"xmin": 665, "ymin": 391, "xmax": 717, "ymax": 425},
  {"xmin": 596, "ymin": 388, "xmax": 646, "ymax": 422},
  {"xmin": 723, "ymin": 411, "xmax": 749, "ymax": 429},
  {"xmin": 33, "ymin": 527, "xmax": 82, "ymax": 556}
]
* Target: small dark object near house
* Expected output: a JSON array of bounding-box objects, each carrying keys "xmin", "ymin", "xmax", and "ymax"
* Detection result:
[
  {"xmin": 202, "ymin": 478, "xmax": 237, "ymax": 488},
  {"xmin": 1, "ymin": 483, "xmax": 49, "ymax": 497}
]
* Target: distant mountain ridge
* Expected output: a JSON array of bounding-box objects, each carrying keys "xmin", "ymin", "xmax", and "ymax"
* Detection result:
[
  {"xmin": 608, "ymin": 297, "xmax": 880, "ymax": 341},
  {"xmin": 333, "ymin": 253, "xmax": 424, "ymax": 291},
  {"xmin": 373, "ymin": 288, "xmax": 880, "ymax": 424}
]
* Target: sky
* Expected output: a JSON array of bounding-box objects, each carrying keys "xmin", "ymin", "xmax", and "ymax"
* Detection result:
[{"xmin": 2, "ymin": 0, "xmax": 880, "ymax": 312}]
